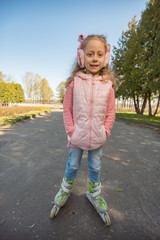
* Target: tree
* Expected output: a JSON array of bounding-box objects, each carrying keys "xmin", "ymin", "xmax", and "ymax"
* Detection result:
[
  {"xmin": 56, "ymin": 81, "xmax": 65, "ymax": 103},
  {"xmin": 0, "ymin": 81, "xmax": 8, "ymax": 103},
  {"xmin": 23, "ymin": 72, "xmax": 54, "ymax": 103},
  {"xmin": 112, "ymin": 0, "xmax": 160, "ymax": 116},
  {"xmin": 14, "ymin": 84, "xmax": 25, "ymax": 103},
  {"xmin": 0, "ymin": 81, "xmax": 25, "ymax": 104},
  {"xmin": 23, "ymin": 72, "xmax": 41, "ymax": 101},
  {"xmin": 23, "ymin": 72, "xmax": 35, "ymax": 100},
  {"xmin": 0, "ymin": 72, "xmax": 7, "ymax": 82},
  {"xmin": 33, "ymin": 74, "xmax": 41, "ymax": 102},
  {"xmin": 0, "ymin": 71, "xmax": 25, "ymax": 103},
  {"xmin": 137, "ymin": 0, "xmax": 160, "ymax": 116},
  {"xmin": 40, "ymin": 78, "xmax": 54, "ymax": 103},
  {"xmin": 112, "ymin": 16, "xmax": 145, "ymax": 114}
]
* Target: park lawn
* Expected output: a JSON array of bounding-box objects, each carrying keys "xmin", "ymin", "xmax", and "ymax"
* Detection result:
[
  {"xmin": 116, "ymin": 112, "xmax": 160, "ymax": 126},
  {"xmin": 0, "ymin": 106, "xmax": 159, "ymax": 127},
  {"xmin": 0, "ymin": 106, "xmax": 52, "ymax": 117},
  {"xmin": 0, "ymin": 106, "xmax": 52, "ymax": 126}
]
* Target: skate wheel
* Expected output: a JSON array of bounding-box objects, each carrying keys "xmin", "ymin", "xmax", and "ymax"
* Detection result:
[
  {"xmin": 104, "ymin": 213, "xmax": 111, "ymax": 226},
  {"xmin": 50, "ymin": 207, "xmax": 57, "ymax": 219}
]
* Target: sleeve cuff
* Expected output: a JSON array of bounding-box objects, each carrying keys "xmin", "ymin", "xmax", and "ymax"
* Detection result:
[
  {"xmin": 67, "ymin": 126, "xmax": 74, "ymax": 137},
  {"xmin": 106, "ymin": 130, "xmax": 110, "ymax": 138}
]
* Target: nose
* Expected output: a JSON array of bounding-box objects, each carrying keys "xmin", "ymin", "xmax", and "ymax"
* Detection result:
[{"xmin": 92, "ymin": 54, "xmax": 97, "ymax": 62}]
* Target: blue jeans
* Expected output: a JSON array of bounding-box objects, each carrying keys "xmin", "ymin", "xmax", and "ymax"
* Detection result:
[{"xmin": 65, "ymin": 147, "xmax": 103, "ymax": 183}]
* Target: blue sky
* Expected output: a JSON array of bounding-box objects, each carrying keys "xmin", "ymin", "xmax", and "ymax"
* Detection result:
[{"xmin": 0, "ymin": 0, "xmax": 148, "ymax": 96}]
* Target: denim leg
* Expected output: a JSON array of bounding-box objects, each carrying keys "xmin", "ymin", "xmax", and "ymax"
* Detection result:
[
  {"xmin": 65, "ymin": 147, "xmax": 83, "ymax": 180},
  {"xmin": 88, "ymin": 147, "xmax": 103, "ymax": 183}
]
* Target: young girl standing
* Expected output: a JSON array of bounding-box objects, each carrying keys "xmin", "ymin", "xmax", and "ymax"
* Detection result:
[{"xmin": 50, "ymin": 34, "xmax": 116, "ymax": 226}]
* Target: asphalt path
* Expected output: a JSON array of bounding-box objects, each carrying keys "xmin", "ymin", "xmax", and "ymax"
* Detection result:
[{"xmin": 0, "ymin": 111, "xmax": 160, "ymax": 240}]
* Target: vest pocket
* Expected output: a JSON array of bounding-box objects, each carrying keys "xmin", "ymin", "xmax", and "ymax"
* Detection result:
[
  {"xmin": 70, "ymin": 126, "xmax": 76, "ymax": 145},
  {"xmin": 70, "ymin": 124, "xmax": 88, "ymax": 148}
]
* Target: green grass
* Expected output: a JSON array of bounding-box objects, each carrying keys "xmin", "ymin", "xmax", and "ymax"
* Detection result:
[
  {"xmin": 113, "ymin": 187, "xmax": 123, "ymax": 192},
  {"xmin": 1, "ymin": 107, "xmax": 160, "ymax": 127},
  {"xmin": 0, "ymin": 109, "xmax": 51, "ymax": 126},
  {"xmin": 116, "ymin": 112, "xmax": 160, "ymax": 126}
]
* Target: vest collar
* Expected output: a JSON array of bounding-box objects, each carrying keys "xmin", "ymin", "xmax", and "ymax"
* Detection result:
[{"xmin": 76, "ymin": 72, "xmax": 102, "ymax": 81}]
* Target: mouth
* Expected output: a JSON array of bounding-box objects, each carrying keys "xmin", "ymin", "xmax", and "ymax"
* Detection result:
[{"xmin": 90, "ymin": 64, "xmax": 99, "ymax": 68}]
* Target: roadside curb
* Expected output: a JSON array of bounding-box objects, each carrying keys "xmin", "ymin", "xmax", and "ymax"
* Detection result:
[
  {"xmin": 116, "ymin": 117, "xmax": 160, "ymax": 131},
  {"xmin": 0, "ymin": 110, "xmax": 51, "ymax": 128}
]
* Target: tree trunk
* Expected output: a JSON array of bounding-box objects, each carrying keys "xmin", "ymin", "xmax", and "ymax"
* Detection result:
[
  {"xmin": 148, "ymin": 91, "xmax": 152, "ymax": 116},
  {"xmin": 140, "ymin": 93, "xmax": 148, "ymax": 115},
  {"xmin": 153, "ymin": 94, "xmax": 160, "ymax": 116},
  {"xmin": 133, "ymin": 93, "xmax": 140, "ymax": 114},
  {"xmin": 137, "ymin": 96, "xmax": 139, "ymax": 111}
]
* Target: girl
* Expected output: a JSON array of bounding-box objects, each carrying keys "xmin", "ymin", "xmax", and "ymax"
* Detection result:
[{"xmin": 50, "ymin": 34, "xmax": 116, "ymax": 226}]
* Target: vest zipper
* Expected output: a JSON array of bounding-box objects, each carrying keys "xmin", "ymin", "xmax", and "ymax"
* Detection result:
[{"xmin": 89, "ymin": 79, "xmax": 95, "ymax": 149}]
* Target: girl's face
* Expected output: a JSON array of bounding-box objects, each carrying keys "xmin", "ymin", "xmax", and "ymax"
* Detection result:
[{"xmin": 84, "ymin": 39, "xmax": 106, "ymax": 75}]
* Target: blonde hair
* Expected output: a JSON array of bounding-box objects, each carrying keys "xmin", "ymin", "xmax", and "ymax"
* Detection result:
[{"xmin": 65, "ymin": 34, "xmax": 116, "ymax": 89}]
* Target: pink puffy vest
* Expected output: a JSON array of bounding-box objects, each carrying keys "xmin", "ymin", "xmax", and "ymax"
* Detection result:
[{"xmin": 70, "ymin": 72, "xmax": 112, "ymax": 150}]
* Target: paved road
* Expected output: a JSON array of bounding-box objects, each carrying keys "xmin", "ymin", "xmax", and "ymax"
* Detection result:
[{"xmin": 0, "ymin": 112, "xmax": 160, "ymax": 240}]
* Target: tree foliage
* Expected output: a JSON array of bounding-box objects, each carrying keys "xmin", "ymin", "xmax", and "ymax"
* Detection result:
[
  {"xmin": 40, "ymin": 78, "xmax": 54, "ymax": 103},
  {"xmin": 0, "ymin": 72, "xmax": 25, "ymax": 104},
  {"xmin": 23, "ymin": 72, "xmax": 54, "ymax": 103},
  {"xmin": 112, "ymin": 0, "xmax": 160, "ymax": 116},
  {"xmin": 56, "ymin": 81, "xmax": 65, "ymax": 103}
]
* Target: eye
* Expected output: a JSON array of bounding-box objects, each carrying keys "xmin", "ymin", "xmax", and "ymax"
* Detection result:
[
  {"xmin": 87, "ymin": 53, "xmax": 93, "ymax": 57},
  {"xmin": 98, "ymin": 53, "xmax": 104, "ymax": 57}
]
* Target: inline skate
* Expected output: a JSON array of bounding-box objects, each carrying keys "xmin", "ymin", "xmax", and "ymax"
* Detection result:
[
  {"xmin": 86, "ymin": 179, "xmax": 111, "ymax": 226},
  {"xmin": 50, "ymin": 177, "xmax": 74, "ymax": 219}
]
